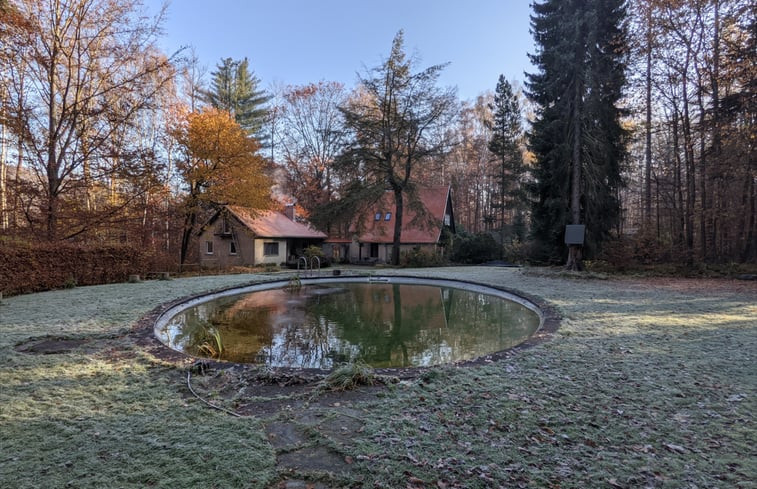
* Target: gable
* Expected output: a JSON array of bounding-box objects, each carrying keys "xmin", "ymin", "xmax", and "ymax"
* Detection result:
[{"xmin": 346, "ymin": 186, "xmax": 454, "ymax": 244}]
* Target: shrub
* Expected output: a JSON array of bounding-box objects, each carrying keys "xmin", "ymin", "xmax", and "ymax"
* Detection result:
[
  {"xmin": 0, "ymin": 241, "xmax": 152, "ymax": 296},
  {"xmin": 450, "ymin": 231, "xmax": 499, "ymax": 264},
  {"xmin": 303, "ymin": 245, "xmax": 324, "ymax": 259},
  {"xmin": 503, "ymin": 237, "xmax": 528, "ymax": 264},
  {"xmin": 400, "ymin": 247, "xmax": 444, "ymax": 267}
]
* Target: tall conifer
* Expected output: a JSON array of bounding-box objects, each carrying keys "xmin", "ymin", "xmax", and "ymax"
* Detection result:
[
  {"xmin": 526, "ymin": 0, "xmax": 628, "ymax": 268},
  {"xmin": 488, "ymin": 75, "xmax": 526, "ymax": 243},
  {"xmin": 203, "ymin": 58, "xmax": 270, "ymax": 141}
]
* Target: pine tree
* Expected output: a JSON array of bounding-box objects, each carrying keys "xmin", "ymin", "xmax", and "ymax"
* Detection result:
[
  {"xmin": 526, "ymin": 0, "xmax": 628, "ymax": 268},
  {"xmin": 488, "ymin": 75, "xmax": 526, "ymax": 246},
  {"xmin": 203, "ymin": 57, "xmax": 270, "ymax": 141}
]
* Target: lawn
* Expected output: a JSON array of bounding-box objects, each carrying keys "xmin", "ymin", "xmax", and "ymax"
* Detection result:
[{"xmin": 1, "ymin": 267, "xmax": 754, "ymax": 488}]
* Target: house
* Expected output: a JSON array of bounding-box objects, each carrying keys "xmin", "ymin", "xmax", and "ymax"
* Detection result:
[
  {"xmin": 198, "ymin": 205, "xmax": 327, "ymax": 268},
  {"xmin": 325, "ymin": 185, "xmax": 456, "ymax": 263}
]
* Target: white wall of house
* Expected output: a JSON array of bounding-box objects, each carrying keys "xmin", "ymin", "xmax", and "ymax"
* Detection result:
[{"xmin": 254, "ymin": 238, "xmax": 287, "ymax": 265}]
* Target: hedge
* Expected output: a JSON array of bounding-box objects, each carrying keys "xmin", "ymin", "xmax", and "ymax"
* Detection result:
[{"xmin": 0, "ymin": 242, "xmax": 153, "ymax": 296}]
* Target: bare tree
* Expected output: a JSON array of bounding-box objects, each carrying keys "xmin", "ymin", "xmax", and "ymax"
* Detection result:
[
  {"xmin": 276, "ymin": 81, "xmax": 348, "ymax": 217},
  {"xmin": 2, "ymin": 0, "xmax": 177, "ymax": 240}
]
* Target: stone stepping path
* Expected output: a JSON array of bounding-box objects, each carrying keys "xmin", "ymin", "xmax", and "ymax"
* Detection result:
[{"xmin": 186, "ymin": 367, "xmax": 387, "ymax": 488}]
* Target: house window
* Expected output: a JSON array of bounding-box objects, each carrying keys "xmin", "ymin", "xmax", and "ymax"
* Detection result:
[
  {"xmin": 374, "ymin": 212, "xmax": 382, "ymax": 221},
  {"xmin": 384, "ymin": 212, "xmax": 391, "ymax": 221},
  {"xmin": 263, "ymin": 242, "xmax": 279, "ymax": 256},
  {"xmin": 229, "ymin": 241, "xmax": 237, "ymax": 255},
  {"xmin": 222, "ymin": 217, "xmax": 231, "ymax": 234},
  {"xmin": 205, "ymin": 241, "xmax": 214, "ymax": 254}
]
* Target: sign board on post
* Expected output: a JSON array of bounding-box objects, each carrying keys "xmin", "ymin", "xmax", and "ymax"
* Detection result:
[{"xmin": 564, "ymin": 225, "xmax": 586, "ymax": 245}]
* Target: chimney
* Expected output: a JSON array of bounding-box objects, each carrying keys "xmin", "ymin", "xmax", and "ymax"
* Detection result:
[{"xmin": 284, "ymin": 203, "xmax": 296, "ymax": 221}]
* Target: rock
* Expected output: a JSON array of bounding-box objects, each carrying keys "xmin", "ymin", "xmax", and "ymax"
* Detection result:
[{"xmin": 736, "ymin": 274, "xmax": 757, "ymax": 281}]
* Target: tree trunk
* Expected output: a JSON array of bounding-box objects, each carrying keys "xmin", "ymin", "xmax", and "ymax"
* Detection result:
[
  {"xmin": 46, "ymin": 9, "xmax": 60, "ymax": 242},
  {"xmin": 47, "ymin": 99, "xmax": 59, "ymax": 240},
  {"xmin": 709, "ymin": 0, "xmax": 722, "ymax": 259},
  {"xmin": 1, "ymin": 109, "xmax": 7, "ymax": 231},
  {"xmin": 741, "ymin": 162, "xmax": 756, "ymax": 262},
  {"xmin": 681, "ymin": 68, "xmax": 695, "ymax": 263},
  {"xmin": 644, "ymin": 3, "xmax": 653, "ymax": 227},
  {"xmin": 180, "ymin": 208, "xmax": 196, "ymax": 266},
  {"xmin": 566, "ymin": 244, "xmax": 583, "ymax": 271},
  {"xmin": 180, "ymin": 183, "xmax": 200, "ymax": 265},
  {"xmin": 697, "ymin": 83, "xmax": 708, "ymax": 260},
  {"xmin": 567, "ymin": 72, "xmax": 583, "ymax": 271},
  {"xmin": 672, "ymin": 109, "xmax": 685, "ymax": 248},
  {"xmin": 391, "ymin": 187, "xmax": 403, "ymax": 266}
]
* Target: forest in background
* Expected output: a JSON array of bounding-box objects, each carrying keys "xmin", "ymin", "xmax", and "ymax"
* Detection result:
[{"xmin": 0, "ymin": 0, "xmax": 754, "ymax": 279}]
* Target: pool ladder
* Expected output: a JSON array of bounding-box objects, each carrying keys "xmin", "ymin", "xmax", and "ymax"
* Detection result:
[{"xmin": 297, "ymin": 256, "xmax": 320, "ymax": 277}]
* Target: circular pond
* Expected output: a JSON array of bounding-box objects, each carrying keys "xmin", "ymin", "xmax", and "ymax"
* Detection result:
[{"xmin": 154, "ymin": 277, "xmax": 542, "ymax": 369}]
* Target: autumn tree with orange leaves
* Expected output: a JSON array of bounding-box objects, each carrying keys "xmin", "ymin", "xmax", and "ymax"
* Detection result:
[{"xmin": 173, "ymin": 108, "xmax": 272, "ymax": 264}]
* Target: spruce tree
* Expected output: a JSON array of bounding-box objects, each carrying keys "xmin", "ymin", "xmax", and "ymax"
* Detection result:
[
  {"xmin": 488, "ymin": 75, "xmax": 526, "ymax": 246},
  {"xmin": 526, "ymin": 0, "xmax": 628, "ymax": 268},
  {"xmin": 203, "ymin": 57, "xmax": 271, "ymax": 141}
]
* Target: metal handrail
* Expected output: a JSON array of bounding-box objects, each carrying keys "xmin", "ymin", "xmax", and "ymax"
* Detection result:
[
  {"xmin": 297, "ymin": 256, "xmax": 307, "ymax": 275},
  {"xmin": 310, "ymin": 256, "xmax": 320, "ymax": 276}
]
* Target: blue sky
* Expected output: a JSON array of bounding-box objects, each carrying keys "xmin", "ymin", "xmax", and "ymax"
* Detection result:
[{"xmin": 144, "ymin": 0, "xmax": 536, "ymax": 101}]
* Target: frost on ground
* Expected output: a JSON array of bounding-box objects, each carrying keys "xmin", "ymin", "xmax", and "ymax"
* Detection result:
[{"xmin": 0, "ymin": 268, "xmax": 754, "ymax": 488}]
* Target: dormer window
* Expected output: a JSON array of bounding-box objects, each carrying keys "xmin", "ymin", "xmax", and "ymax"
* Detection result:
[
  {"xmin": 374, "ymin": 212, "xmax": 382, "ymax": 221},
  {"xmin": 384, "ymin": 212, "xmax": 391, "ymax": 221}
]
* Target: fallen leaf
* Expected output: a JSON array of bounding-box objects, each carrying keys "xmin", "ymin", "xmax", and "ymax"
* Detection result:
[
  {"xmin": 663, "ymin": 443, "xmax": 687, "ymax": 454},
  {"xmin": 406, "ymin": 475, "xmax": 426, "ymax": 488}
]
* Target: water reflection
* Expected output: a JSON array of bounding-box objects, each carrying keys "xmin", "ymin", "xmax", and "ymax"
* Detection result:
[{"xmin": 157, "ymin": 283, "xmax": 539, "ymax": 368}]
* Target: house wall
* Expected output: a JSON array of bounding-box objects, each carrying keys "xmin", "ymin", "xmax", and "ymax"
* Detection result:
[
  {"xmin": 199, "ymin": 218, "xmax": 255, "ymax": 268},
  {"xmin": 199, "ymin": 210, "xmax": 325, "ymax": 268},
  {"xmin": 253, "ymin": 238, "xmax": 287, "ymax": 265},
  {"xmin": 347, "ymin": 242, "xmax": 436, "ymax": 263}
]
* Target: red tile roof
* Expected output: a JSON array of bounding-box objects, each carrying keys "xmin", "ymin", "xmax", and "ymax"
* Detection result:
[
  {"xmin": 336, "ymin": 185, "xmax": 451, "ymax": 244},
  {"xmin": 227, "ymin": 206, "xmax": 327, "ymax": 239}
]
